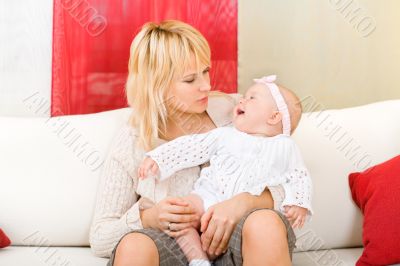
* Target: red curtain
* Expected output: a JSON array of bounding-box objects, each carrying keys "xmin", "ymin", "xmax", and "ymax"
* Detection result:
[{"xmin": 52, "ymin": 0, "xmax": 238, "ymax": 116}]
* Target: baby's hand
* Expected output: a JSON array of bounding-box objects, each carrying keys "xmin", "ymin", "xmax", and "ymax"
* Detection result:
[
  {"xmin": 283, "ymin": 206, "xmax": 308, "ymax": 229},
  {"xmin": 138, "ymin": 157, "xmax": 159, "ymax": 180}
]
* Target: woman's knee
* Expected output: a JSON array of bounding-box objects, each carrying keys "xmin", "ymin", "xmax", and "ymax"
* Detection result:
[
  {"xmin": 242, "ymin": 209, "xmax": 292, "ymax": 265},
  {"xmin": 243, "ymin": 209, "xmax": 287, "ymax": 240},
  {"xmin": 114, "ymin": 232, "xmax": 159, "ymax": 266}
]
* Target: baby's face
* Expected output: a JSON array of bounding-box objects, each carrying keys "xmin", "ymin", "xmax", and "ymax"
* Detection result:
[{"xmin": 233, "ymin": 83, "xmax": 277, "ymax": 134}]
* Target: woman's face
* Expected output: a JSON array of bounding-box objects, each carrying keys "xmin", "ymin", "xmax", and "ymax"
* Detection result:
[{"xmin": 168, "ymin": 56, "xmax": 211, "ymax": 115}]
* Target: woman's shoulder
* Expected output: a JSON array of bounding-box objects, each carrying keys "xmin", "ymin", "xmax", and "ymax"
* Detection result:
[
  {"xmin": 207, "ymin": 92, "xmax": 242, "ymax": 127},
  {"xmin": 106, "ymin": 123, "xmax": 143, "ymax": 169}
]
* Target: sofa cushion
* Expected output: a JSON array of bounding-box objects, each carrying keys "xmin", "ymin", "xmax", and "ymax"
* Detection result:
[
  {"xmin": 292, "ymin": 99, "xmax": 400, "ymax": 252},
  {"xmin": 349, "ymin": 155, "xmax": 400, "ymax": 266},
  {"xmin": 1, "ymin": 100, "xmax": 400, "ymax": 251},
  {"xmin": 0, "ymin": 108, "xmax": 131, "ymax": 246},
  {"xmin": 293, "ymin": 248, "xmax": 400, "ymax": 266},
  {"xmin": 0, "ymin": 246, "xmax": 107, "ymax": 266},
  {"xmin": 1, "ymin": 246, "xmax": 394, "ymax": 266},
  {"xmin": 0, "ymin": 228, "xmax": 11, "ymax": 248}
]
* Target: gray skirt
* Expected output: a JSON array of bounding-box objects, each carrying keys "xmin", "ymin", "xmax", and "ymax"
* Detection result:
[{"xmin": 107, "ymin": 208, "xmax": 296, "ymax": 266}]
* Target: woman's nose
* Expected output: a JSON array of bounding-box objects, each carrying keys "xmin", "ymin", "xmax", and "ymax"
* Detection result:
[{"xmin": 199, "ymin": 80, "xmax": 211, "ymax": 92}]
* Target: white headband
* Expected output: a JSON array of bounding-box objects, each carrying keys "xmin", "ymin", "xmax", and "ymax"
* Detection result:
[{"xmin": 253, "ymin": 75, "xmax": 291, "ymax": 136}]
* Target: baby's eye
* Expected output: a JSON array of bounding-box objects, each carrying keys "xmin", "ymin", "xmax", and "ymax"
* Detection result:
[{"xmin": 249, "ymin": 96, "xmax": 255, "ymax": 100}]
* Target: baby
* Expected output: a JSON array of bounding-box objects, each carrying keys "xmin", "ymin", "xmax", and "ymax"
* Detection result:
[{"xmin": 139, "ymin": 75, "xmax": 313, "ymax": 266}]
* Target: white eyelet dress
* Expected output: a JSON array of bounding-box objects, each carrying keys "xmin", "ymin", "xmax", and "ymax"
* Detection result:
[{"xmin": 147, "ymin": 126, "xmax": 313, "ymax": 217}]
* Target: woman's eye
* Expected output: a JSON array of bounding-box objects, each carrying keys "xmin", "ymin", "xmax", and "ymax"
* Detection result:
[{"xmin": 184, "ymin": 79, "xmax": 195, "ymax": 83}]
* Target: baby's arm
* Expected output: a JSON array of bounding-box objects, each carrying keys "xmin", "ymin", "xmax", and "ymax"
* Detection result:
[
  {"xmin": 281, "ymin": 167, "xmax": 313, "ymax": 211},
  {"xmin": 138, "ymin": 156, "xmax": 159, "ymax": 180},
  {"xmin": 281, "ymin": 167, "xmax": 313, "ymax": 229},
  {"xmin": 280, "ymin": 142, "xmax": 313, "ymax": 228},
  {"xmin": 283, "ymin": 205, "xmax": 308, "ymax": 229},
  {"xmin": 142, "ymin": 128, "xmax": 222, "ymax": 180}
]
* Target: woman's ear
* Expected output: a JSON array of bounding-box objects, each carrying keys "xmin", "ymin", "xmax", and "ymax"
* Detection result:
[{"xmin": 267, "ymin": 111, "xmax": 282, "ymax": 125}]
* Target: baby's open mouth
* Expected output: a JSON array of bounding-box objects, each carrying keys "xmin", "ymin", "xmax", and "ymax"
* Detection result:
[{"xmin": 237, "ymin": 108, "xmax": 245, "ymax": 115}]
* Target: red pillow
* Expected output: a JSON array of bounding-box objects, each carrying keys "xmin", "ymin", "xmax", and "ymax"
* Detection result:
[
  {"xmin": 349, "ymin": 155, "xmax": 400, "ymax": 266},
  {"xmin": 0, "ymin": 228, "xmax": 11, "ymax": 248}
]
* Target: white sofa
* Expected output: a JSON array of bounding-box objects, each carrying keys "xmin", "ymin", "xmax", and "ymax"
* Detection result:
[{"xmin": 1, "ymin": 99, "xmax": 400, "ymax": 266}]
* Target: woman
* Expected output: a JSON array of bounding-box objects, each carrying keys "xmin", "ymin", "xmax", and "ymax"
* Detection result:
[{"xmin": 89, "ymin": 20, "xmax": 296, "ymax": 266}]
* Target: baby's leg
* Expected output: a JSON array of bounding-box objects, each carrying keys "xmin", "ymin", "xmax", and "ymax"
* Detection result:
[
  {"xmin": 175, "ymin": 193, "xmax": 210, "ymax": 265},
  {"xmin": 176, "ymin": 227, "xmax": 210, "ymax": 265},
  {"xmin": 182, "ymin": 193, "xmax": 205, "ymax": 228}
]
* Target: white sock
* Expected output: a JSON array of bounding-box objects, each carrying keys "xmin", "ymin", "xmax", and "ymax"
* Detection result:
[{"xmin": 189, "ymin": 259, "xmax": 212, "ymax": 266}]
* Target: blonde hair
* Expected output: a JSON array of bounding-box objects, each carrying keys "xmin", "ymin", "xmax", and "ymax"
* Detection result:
[{"xmin": 126, "ymin": 20, "xmax": 211, "ymax": 151}]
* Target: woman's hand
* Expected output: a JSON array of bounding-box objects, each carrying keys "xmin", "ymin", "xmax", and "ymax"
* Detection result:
[
  {"xmin": 141, "ymin": 197, "xmax": 200, "ymax": 238},
  {"xmin": 199, "ymin": 189, "xmax": 274, "ymax": 257},
  {"xmin": 199, "ymin": 196, "xmax": 248, "ymax": 257}
]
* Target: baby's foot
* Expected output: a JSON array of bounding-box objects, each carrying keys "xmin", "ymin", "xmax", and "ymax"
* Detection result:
[{"xmin": 189, "ymin": 259, "xmax": 212, "ymax": 266}]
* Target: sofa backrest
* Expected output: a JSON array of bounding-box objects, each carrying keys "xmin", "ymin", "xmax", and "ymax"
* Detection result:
[
  {"xmin": 292, "ymin": 99, "xmax": 400, "ymax": 251},
  {"xmin": 1, "ymin": 100, "xmax": 399, "ymax": 251},
  {"xmin": 0, "ymin": 108, "xmax": 131, "ymax": 246}
]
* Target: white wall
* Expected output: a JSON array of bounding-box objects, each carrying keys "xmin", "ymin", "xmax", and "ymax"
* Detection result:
[
  {"xmin": 0, "ymin": 0, "xmax": 53, "ymax": 117},
  {"xmin": 239, "ymin": 0, "xmax": 400, "ymax": 110},
  {"xmin": 2, "ymin": 1, "xmax": 399, "ymax": 116}
]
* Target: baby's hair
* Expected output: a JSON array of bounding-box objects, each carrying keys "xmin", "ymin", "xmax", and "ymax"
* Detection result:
[{"xmin": 278, "ymin": 85, "xmax": 303, "ymax": 134}]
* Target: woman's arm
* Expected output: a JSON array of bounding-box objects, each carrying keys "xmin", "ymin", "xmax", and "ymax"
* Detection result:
[
  {"xmin": 90, "ymin": 127, "xmax": 201, "ymax": 257},
  {"xmin": 89, "ymin": 153, "xmax": 143, "ymax": 258},
  {"xmin": 239, "ymin": 187, "xmax": 274, "ymax": 210}
]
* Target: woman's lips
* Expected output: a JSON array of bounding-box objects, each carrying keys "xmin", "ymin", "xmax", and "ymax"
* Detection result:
[{"xmin": 198, "ymin": 96, "xmax": 208, "ymax": 104}]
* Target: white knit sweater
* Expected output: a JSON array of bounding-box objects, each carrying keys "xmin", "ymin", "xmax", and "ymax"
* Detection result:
[{"xmin": 89, "ymin": 94, "xmax": 286, "ymax": 258}]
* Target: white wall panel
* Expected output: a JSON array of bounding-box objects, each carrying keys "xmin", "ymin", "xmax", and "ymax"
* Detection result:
[
  {"xmin": 239, "ymin": 0, "xmax": 400, "ymax": 110},
  {"xmin": 0, "ymin": 0, "xmax": 53, "ymax": 117}
]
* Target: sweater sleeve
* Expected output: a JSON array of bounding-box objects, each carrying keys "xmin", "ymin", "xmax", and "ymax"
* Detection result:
[
  {"xmin": 89, "ymin": 126, "xmax": 143, "ymax": 258},
  {"xmin": 146, "ymin": 128, "xmax": 222, "ymax": 180},
  {"xmin": 281, "ymin": 142, "xmax": 314, "ymax": 216},
  {"xmin": 281, "ymin": 168, "xmax": 313, "ymax": 215}
]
